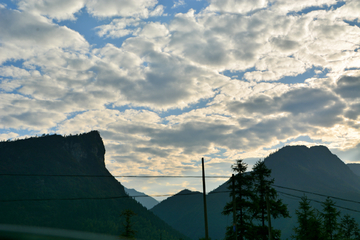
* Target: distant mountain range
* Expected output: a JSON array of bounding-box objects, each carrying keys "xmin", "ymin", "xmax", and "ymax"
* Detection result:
[
  {"xmin": 151, "ymin": 145, "xmax": 360, "ymax": 240},
  {"xmin": 124, "ymin": 187, "xmax": 159, "ymax": 209},
  {"xmin": 0, "ymin": 131, "xmax": 189, "ymax": 240}
]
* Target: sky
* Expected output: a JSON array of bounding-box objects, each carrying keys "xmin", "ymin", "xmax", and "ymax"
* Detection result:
[{"xmin": 0, "ymin": 0, "xmax": 360, "ymax": 200}]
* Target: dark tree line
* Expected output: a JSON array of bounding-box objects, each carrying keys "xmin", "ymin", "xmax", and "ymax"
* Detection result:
[
  {"xmin": 293, "ymin": 196, "xmax": 360, "ymax": 240},
  {"xmin": 222, "ymin": 159, "xmax": 289, "ymax": 240}
]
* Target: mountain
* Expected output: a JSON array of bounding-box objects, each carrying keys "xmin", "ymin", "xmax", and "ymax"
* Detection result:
[
  {"xmin": 151, "ymin": 145, "xmax": 360, "ymax": 240},
  {"xmin": 264, "ymin": 145, "xmax": 360, "ymax": 238},
  {"xmin": 124, "ymin": 187, "xmax": 159, "ymax": 209},
  {"xmin": 347, "ymin": 163, "xmax": 360, "ymax": 176},
  {"xmin": 151, "ymin": 187, "xmax": 231, "ymax": 239},
  {"xmin": 266, "ymin": 145, "xmax": 360, "ymax": 193},
  {"xmin": 0, "ymin": 131, "xmax": 189, "ymax": 240},
  {"xmin": 151, "ymin": 189, "xmax": 205, "ymax": 239}
]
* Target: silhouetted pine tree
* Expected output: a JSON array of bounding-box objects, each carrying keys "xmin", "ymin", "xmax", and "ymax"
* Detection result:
[
  {"xmin": 321, "ymin": 197, "xmax": 340, "ymax": 240},
  {"xmin": 250, "ymin": 160, "xmax": 289, "ymax": 240},
  {"xmin": 339, "ymin": 214, "xmax": 360, "ymax": 240},
  {"xmin": 292, "ymin": 195, "xmax": 324, "ymax": 240},
  {"xmin": 120, "ymin": 209, "xmax": 136, "ymax": 239},
  {"xmin": 222, "ymin": 159, "xmax": 254, "ymax": 240}
]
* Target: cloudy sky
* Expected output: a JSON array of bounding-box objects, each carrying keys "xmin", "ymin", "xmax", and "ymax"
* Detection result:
[{"xmin": 1, "ymin": 0, "xmax": 360, "ymax": 199}]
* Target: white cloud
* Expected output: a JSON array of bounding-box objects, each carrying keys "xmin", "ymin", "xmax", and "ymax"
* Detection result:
[
  {"xmin": 17, "ymin": 0, "xmax": 86, "ymax": 21},
  {"xmin": 86, "ymin": 0, "xmax": 158, "ymax": 18},
  {"xmin": 16, "ymin": 0, "xmax": 163, "ymax": 20},
  {"xmin": 149, "ymin": 5, "xmax": 165, "ymax": 17},
  {"xmin": 0, "ymin": 66, "xmax": 32, "ymax": 78},
  {"xmin": 172, "ymin": 0, "xmax": 186, "ymax": 9},
  {"xmin": 137, "ymin": 22, "xmax": 169, "ymax": 38},
  {"xmin": 335, "ymin": 0, "xmax": 360, "ymax": 22},
  {"xmin": 0, "ymin": 93, "xmax": 68, "ymax": 130},
  {"xmin": 0, "ymin": 8, "xmax": 88, "ymax": 64},
  {"xmin": 91, "ymin": 41, "xmax": 225, "ymax": 110},
  {"xmin": 271, "ymin": 0, "xmax": 338, "ymax": 14},
  {"xmin": 2, "ymin": 0, "xmax": 360, "ymax": 195},
  {"xmin": 245, "ymin": 56, "xmax": 307, "ymax": 81},
  {"xmin": 95, "ymin": 17, "xmax": 141, "ymax": 38},
  {"xmin": 95, "ymin": 17, "xmax": 169, "ymax": 39},
  {"xmin": 207, "ymin": 0, "xmax": 268, "ymax": 14},
  {"xmin": 0, "ymin": 132, "xmax": 19, "ymax": 141}
]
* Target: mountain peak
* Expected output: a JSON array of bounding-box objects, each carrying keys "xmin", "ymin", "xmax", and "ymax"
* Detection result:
[
  {"xmin": 175, "ymin": 189, "xmax": 200, "ymax": 196},
  {"xmin": 265, "ymin": 145, "xmax": 360, "ymax": 193}
]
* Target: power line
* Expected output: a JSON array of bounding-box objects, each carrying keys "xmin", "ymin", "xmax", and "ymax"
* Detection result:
[
  {"xmin": 3, "ymin": 189, "xmax": 360, "ymax": 214},
  {"xmin": 277, "ymin": 190, "xmax": 360, "ymax": 213},
  {"xmin": 2, "ymin": 173, "xmax": 360, "ymax": 210},
  {"xmin": 273, "ymin": 184, "xmax": 360, "ymax": 205},
  {"xmin": 0, "ymin": 174, "xmax": 230, "ymax": 178},
  {"xmin": 0, "ymin": 189, "xmax": 230, "ymax": 203}
]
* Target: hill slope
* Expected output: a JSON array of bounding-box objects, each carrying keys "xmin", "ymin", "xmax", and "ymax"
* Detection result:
[
  {"xmin": 151, "ymin": 145, "xmax": 360, "ymax": 240},
  {"xmin": 266, "ymin": 145, "xmax": 360, "ymax": 193},
  {"xmin": 0, "ymin": 131, "xmax": 189, "ymax": 240},
  {"xmin": 265, "ymin": 145, "xmax": 360, "ymax": 238},
  {"xmin": 124, "ymin": 187, "xmax": 159, "ymax": 209},
  {"xmin": 151, "ymin": 184, "xmax": 231, "ymax": 239},
  {"xmin": 347, "ymin": 163, "xmax": 360, "ymax": 176}
]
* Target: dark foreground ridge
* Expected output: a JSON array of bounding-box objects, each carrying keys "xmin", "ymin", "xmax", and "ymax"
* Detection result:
[{"xmin": 0, "ymin": 131, "xmax": 189, "ymax": 240}]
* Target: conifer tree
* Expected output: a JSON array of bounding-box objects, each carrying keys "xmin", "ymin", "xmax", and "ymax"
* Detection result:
[
  {"xmin": 339, "ymin": 214, "xmax": 359, "ymax": 240},
  {"xmin": 120, "ymin": 209, "xmax": 136, "ymax": 239},
  {"xmin": 222, "ymin": 159, "xmax": 254, "ymax": 240},
  {"xmin": 250, "ymin": 160, "xmax": 289, "ymax": 240},
  {"xmin": 292, "ymin": 195, "xmax": 324, "ymax": 240},
  {"xmin": 321, "ymin": 197, "xmax": 340, "ymax": 240}
]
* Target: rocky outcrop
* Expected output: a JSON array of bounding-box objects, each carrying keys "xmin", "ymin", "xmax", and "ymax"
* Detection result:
[{"xmin": 0, "ymin": 131, "xmax": 189, "ymax": 240}]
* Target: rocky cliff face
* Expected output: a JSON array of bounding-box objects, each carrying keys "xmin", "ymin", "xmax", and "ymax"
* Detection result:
[
  {"xmin": 0, "ymin": 131, "xmax": 189, "ymax": 240},
  {"xmin": 0, "ymin": 131, "xmax": 107, "ymax": 175},
  {"xmin": 60, "ymin": 131, "xmax": 106, "ymax": 171}
]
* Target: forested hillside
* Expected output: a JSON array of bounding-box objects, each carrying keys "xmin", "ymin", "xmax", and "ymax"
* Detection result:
[
  {"xmin": 0, "ymin": 131, "xmax": 189, "ymax": 240},
  {"xmin": 152, "ymin": 145, "xmax": 360, "ymax": 240}
]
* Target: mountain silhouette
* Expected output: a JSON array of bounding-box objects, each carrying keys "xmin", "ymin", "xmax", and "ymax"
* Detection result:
[
  {"xmin": 0, "ymin": 131, "xmax": 189, "ymax": 240},
  {"xmin": 124, "ymin": 187, "xmax": 159, "ymax": 209},
  {"xmin": 266, "ymin": 145, "xmax": 360, "ymax": 193},
  {"xmin": 151, "ymin": 145, "xmax": 360, "ymax": 240},
  {"xmin": 151, "ymin": 189, "xmax": 207, "ymax": 239}
]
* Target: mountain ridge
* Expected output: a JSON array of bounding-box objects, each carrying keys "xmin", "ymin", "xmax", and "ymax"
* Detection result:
[
  {"xmin": 151, "ymin": 145, "xmax": 360, "ymax": 240},
  {"xmin": 0, "ymin": 131, "xmax": 189, "ymax": 240},
  {"xmin": 124, "ymin": 187, "xmax": 159, "ymax": 209}
]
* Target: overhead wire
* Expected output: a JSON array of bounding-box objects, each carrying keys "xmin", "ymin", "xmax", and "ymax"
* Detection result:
[
  {"xmin": 277, "ymin": 190, "xmax": 360, "ymax": 213},
  {"xmin": 2, "ymin": 173, "xmax": 360, "ymax": 213},
  {"xmin": 0, "ymin": 174, "xmax": 229, "ymax": 178},
  {"xmin": 2, "ymin": 188, "xmax": 360, "ymax": 214},
  {"xmin": 0, "ymin": 189, "xmax": 231, "ymax": 203},
  {"xmin": 2, "ymin": 173, "xmax": 360, "ymax": 204},
  {"xmin": 273, "ymin": 184, "xmax": 360, "ymax": 205}
]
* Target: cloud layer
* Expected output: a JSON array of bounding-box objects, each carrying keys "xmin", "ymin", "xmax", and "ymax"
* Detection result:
[{"xmin": 1, "ymin": 0, "xmax": 360, "ymax": 195}]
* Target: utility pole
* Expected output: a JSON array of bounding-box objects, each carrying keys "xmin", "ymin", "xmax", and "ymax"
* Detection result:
[
  {"xmin": 266, "ymin": 193, "xmax": 272, "ymax": 240},
  {"xmin": 232, "ymin": 174, "xmax": 237, "ymax": 240},
  {"xmin": 202, "ymin": 157, "xmax": 209, "ymax": 240}
]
